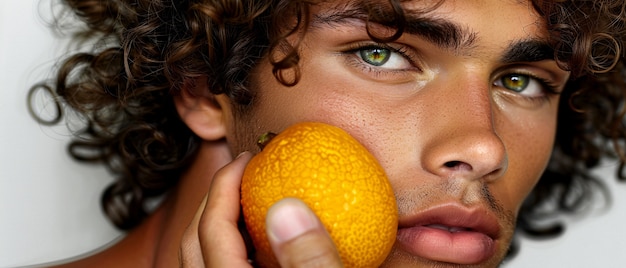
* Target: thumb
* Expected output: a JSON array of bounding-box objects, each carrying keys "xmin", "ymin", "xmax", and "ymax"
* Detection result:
[{"xmin": 265, "ymin": 198, "xmax": 343, "ymax": 268}]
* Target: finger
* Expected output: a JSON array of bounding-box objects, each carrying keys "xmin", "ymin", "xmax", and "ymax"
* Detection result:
[
  {"xmin": 198, "ymin": 152, "xmax": 254, "ymax": 267},
  {"xmin": 179, "ymin": 195, "xmax": 208, "ymax": 267},
  {"xmin": 266, "ymin": 198, "xmax": 344, "ymax": 268}
]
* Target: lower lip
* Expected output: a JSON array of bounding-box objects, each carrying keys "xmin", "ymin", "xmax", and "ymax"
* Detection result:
[{"xmin": 397, "ymin": 226, "xmax": 496, "ymax": 264}]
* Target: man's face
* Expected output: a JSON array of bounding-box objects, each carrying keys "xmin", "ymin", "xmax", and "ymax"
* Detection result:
[{"xmin": 223, "ymin": 0, "xmax": 570, "ymax": 266}]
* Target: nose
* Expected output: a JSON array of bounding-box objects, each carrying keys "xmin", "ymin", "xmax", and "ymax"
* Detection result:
[{"xmin": 421, "ymin": 76, "xmax": 508, "ymax": 182}]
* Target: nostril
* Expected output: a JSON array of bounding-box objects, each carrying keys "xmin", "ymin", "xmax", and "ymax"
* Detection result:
[
  {"xmin": 444, "ymin": 161, "xmax": 462, "ymax": 168},
  {"xmin": 443, "ymin": 160, "xmax": 473, "ymax": 171}
]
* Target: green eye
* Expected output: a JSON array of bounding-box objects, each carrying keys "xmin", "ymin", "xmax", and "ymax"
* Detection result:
[
  {"xmin": 360, "ymin": 48, "xmax": 391, "ymax": 66},
  {"xmin": 501, "ymin": 74, "xmax": 530, "ymax": 92}
]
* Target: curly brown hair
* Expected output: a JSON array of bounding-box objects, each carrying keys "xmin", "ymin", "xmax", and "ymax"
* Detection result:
[{"xmin": 30, "ymin": 0, "xmax": 626, "ymax": 252}]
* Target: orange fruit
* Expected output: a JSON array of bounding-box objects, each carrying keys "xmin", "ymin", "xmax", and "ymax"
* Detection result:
[{"xmin": 241, "ymin": 122, "xmax": 397, "ymax": 267}]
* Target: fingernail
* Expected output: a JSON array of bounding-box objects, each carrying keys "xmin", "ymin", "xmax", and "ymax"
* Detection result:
[{"xmin": 266, "ymin": 198, "xmax": 318, "ymax": 243}]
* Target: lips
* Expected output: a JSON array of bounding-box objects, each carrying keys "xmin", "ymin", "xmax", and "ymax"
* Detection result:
[{"xmin": 396, "ymin": 203, "xmax": 501, "ymax": 265}]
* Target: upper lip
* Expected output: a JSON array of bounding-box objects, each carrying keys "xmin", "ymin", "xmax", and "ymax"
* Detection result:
[{"xmin": 398, "ymin": 203, "xmax": 501, "ymax": 239}]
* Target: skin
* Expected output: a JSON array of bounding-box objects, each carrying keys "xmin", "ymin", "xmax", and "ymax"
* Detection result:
[
  {"xmin": 51, "ymin": 0, "xmax": 570, "ymax": 267},
  {"xmin": 220, "ymin": 0, "xmax": 569, "ymax": 266}
]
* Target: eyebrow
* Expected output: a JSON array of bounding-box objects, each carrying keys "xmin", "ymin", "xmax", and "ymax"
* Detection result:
[
  {"xmin": 311, "ymin": 4, "xmax": 556, "ymax": 63},
  {"xmin": 500, "ymin": 40, "xmax": 555, "ymax": 63},
  {"xmin": 312, "ymin": 4, "xmax": 478, "ymax": 53}
]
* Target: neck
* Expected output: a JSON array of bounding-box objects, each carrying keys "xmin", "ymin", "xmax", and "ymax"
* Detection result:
[{"xmin": 52, "ymin": 140, "xmax": 232, "ymax": 268}]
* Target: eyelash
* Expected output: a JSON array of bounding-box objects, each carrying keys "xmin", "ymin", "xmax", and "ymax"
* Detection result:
[
  {"xmin": 343, "ymin": 42, "xmax": 420, "ymax": 76},
  {"xmin": 498, "ymin": 71, "xmax": 561, "ymax": 104},
  {"xmin": 524, "ymin": 73, "xmax": 560, "ymax": 95},
  {"xmin": 342, "ymin": 43, "xmax": 562, "ymax": 104}
]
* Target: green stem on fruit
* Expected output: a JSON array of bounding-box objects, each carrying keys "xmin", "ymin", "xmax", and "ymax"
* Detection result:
[{"xmin": 257, "ymin": 132, "xmax": 277, "ymax": 150}]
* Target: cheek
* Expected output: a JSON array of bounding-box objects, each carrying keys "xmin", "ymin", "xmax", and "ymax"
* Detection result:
[
  {"xmin": 240, "ymin": 58, "xmax": 399, "ymax": 152},
  {"xmin": 229, "ymin": 74, "xmax": 355, "ymax": 154},
  {"xmin": 495, "ymin": 108, "xmax": 558, "ymax": 213}
]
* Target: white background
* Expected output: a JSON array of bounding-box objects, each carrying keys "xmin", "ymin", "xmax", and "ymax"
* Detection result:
[{"xmin": 1, "ymin": 1, "xmax": 626, "ymax": 267}]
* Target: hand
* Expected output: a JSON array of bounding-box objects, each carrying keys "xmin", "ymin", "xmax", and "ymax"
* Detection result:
[
  {"xmin": 262, "ymin": 198, "xmax": 344, "ymax": 268},
  {"xmin": 179, "ymin": 152, "xmax": 253, "ymax": 267},
  {"xmin": 179, "ymin": 152, "xmax": 344, "ymax": 268}
]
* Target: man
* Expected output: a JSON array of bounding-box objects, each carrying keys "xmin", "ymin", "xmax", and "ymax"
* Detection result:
[{"xmin": 34, "ymin": 0, "xmax": 625, "ymax": 267}]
